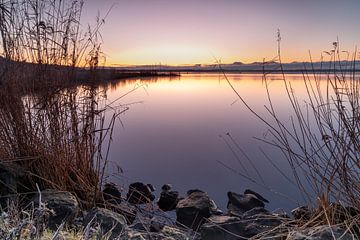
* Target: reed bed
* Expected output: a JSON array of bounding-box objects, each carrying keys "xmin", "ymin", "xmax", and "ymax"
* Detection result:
[{"xmin": 0, "ymin": 0, "xmax": 115, "ymax": 208}]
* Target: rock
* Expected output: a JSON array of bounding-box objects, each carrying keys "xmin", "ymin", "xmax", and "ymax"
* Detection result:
[
  {"xmin": 130, "ymin": 222, "xmax": 149, "ymax": 232},
  {"xmin": 31, "ymin": 189, "xmax": 79, "ymax": 230},
  {"xmin": 0, "ymin": 162, "xmax": 25, "ymax": 207},
  {"xmin": 241, "ymin": 207, "xmax": 269, "ymax": 218},
  {"xmin": 83, "ymin": 208, "xmax": 127, "ymax": 240},
  {"xmin": 187, "ymin": 189, "xmax": 204, "ymax": 195},
  {"xmin": 150, "ymin": 220, "xmax": 164, "ymax": 232},
  {"xmin": 127, "ymin": 182, "xmax": 155, "ymax": 204},
  {"xmin": 327, "ymin": 203, "xmax": 359, "ymax": 224},
  {"xmin": 127, "ymin": 231, "xmax": 147, "ymax": 240},
  {"xmin": 147, "ymin": 184, "xmax": 156, "ymax": 192},
  {"xmin": 242, "ymin": 208, "xmax": 284, "ymax": 238},
  {"xmin": 126, "ymin": 226, "xmax": 189, "ymax": 240},
  {"xmin": 161, "ymin": 226, "xmax": 189, "ymax": 240},
  {"xmin": 157, "ymin": 185, "xmax": 180, "ymax": 211},
  {"xmin": 103, "ymin": 183, "xmax": 122, "ymax": 204},
  {"xmin": 227, "ymin": 190, "xmax": 268, "ymax": 214},
  {"xmin": 287, "ymin": 225, "xmax": 353, "ymax": 240},
  {"xmin": 161, "ymin": 184, "xmax": 172, "ymax": 191},
  {"xmin": 115, "ymin": 202, "xmax": 137, "ymax": 224},
  {"xmin": 209, "ymin": 199, "xmax": 223, "ymax": 215},
  {"xmin": 201, "ymin": 209, "xmax": 285, "ymax": 239},
  {"xmin": 200, "ymin": 215, "xmax": 245, "ymax": 240},
  {"xmin": 244, "ymin": 189, "xmax": 269, "ymax": 203},
  {"xmin": 176, "ymin": 190, "xmax": 213, "ymax": 230},
  {"xmin": 128, "ymin": 217, "xmax": 164, "ymax": 233},
  {"xmin": 102, "ymin": 183, "xmax": 136, "ymax": 224},
  {"xmin": 291, "ymin": 206, "xmax": 312, "ymax": 220}
]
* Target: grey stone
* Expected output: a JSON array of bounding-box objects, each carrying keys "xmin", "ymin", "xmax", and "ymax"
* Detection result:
[
  {"xmin": 201, "ymin": 208, "xmax": 286, "ymax": 239},
  {"xmin": 287, "ymin": 226, "xmax": 354, "ymax": 240},
  {"xmin": 161, "ymin": 226, "xmax": 189, "ymax": 240},
  {"xmin": 83, "ymin": 207, "xmax": 127, "ymax": 239},
  {"xmin": 227, "ymin": 191, "xmax": 268, "ymax": 214},
  {"xmin": 127, "ymin": 182, "xmax": 155, "ymax": 204},
  {"xmin": 103, "ymin": 182, "xmax": 122, "ymax": 204},
  {"xmin": 114, "ymin": 202, "xmax": 137, "ymax": 224},
  {"xmin": 125, "ymin": 226, "xmax": 189, "ymax": 240},
  {"xmin": 244, "ymin": 189, "xmax": 269, "ymax": 203},
  {"xmin": 176, "ymin": 191, "xmax": 212, "ymax": 230},
  {"xmin": 161, "ymin": 184, "xmax": 172, "ymax": 191},
  {"xmin": 200, "ymin": 215, "xmax": 245, "ymax": 240},
  {"xmin": 291, "ymin": 206, "xmax": 312, "ymax": 220},
  {"xmin": 31, "ymin": 189, "xmax": 79, "ymax": 230},
  {"xmin": 158, "ymin": 190, "xmax": 179, "ymax": 212}
]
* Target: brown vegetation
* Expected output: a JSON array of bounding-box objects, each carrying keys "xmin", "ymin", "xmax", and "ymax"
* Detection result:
[{"xmin": 0, "ymin": 0, "xmax": 115, "ymax": 208}]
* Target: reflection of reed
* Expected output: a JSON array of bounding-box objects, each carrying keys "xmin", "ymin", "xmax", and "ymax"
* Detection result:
[{"xmin": 99, "ymin": 75, "xmax": 182, "ymax": 91}]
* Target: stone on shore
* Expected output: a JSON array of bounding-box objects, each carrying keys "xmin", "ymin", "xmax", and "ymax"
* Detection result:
[
  {"xmin": 30, "ymin": 189, "xmax": 79, "ymax": 230},
  {"xmin": 83, "ymin": 207, "xmax": 127, "ymax": 240},
  {"xmin": 200, "ymin": 215, "xmax": 244, "ymax": 240},
  {"xmin": 157, "ymin": 184, "xmax": 180, "ymax": 211},
  {"xmin": 227, "ymin": 190, "xmax": 268, "ymax": 215},
  {"xmin": 287, "ymin": 225, "xmax": 353, "ymax": 240},
  {"xmin": 291, "ymin": 206, "xmax": 312, "ymax": 220},
  {"xmin": 126, "ymin": 226, "xmax": 189, "ymax": 240},
  {"xmin": 103, "ymin": 182, "xmax": 122, "ymax": 204},
  {"xmin": 127, "ymin": 182, "xmax": 155, "ymax": 204},
  {"xmin": 176, "ymin": 190, "xmax": 213, "ymax": 230},
  {"xmin": 201, "ymin": 207, "xmax": 286, "ymax": 239}
]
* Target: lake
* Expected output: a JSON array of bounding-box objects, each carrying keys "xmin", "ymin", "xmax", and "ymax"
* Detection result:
[{"xmin": 103, "ymin": 73, "xmax": 319, "ymax": 212}]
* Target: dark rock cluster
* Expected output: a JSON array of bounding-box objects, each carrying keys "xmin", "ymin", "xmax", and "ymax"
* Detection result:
[{"xmin": 4, "ymin": 181, "xmax": 355, "ymax": 240}]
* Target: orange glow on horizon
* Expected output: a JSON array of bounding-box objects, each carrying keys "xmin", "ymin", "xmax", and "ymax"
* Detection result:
[
  {"xmin": 82, "ymin": 1, "xmax": 360, "ymax": 67},
  {"xmin": 103, "ymin": 51, "xmax": 324, "ymax": 67}
]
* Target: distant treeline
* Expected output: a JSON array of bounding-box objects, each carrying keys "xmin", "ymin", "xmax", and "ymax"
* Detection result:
[{"xmin": 114, "ymin": 61, "xmax": 360, "ymax": 74}]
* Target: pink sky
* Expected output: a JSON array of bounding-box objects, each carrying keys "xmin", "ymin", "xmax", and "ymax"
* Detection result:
[{"xmin": 82, "ymin": 0, "xmax": 360, "ymax": 66}]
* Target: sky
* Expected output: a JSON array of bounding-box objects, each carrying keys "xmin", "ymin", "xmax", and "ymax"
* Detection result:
[{"xmin": 81, "ymin": 0, "xmax": 360, "ymax": 66}]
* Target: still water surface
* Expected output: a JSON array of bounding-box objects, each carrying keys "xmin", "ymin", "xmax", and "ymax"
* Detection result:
[{"xmin": 103, "ymin": 73, "xmax": 317, "ymax": 212}]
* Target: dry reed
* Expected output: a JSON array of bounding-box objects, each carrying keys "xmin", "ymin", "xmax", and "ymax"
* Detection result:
[{"xmin": 0, "ymin": 0, "xmax": 116, "ymax": 209}]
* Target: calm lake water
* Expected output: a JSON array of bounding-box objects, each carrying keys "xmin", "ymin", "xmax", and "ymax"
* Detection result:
[{"xmin": 103, "ymin": 73, "xmax": 318, "ymax": 212}]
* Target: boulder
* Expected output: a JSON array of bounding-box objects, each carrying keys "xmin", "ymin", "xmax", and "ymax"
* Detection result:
[
  {"xmin": 287, "ymin": 226, "xmax": 353, "ymax": 240},
  {"xmin": 200, "ymin": 215, "xmax": 244, "ymax": 240},
  {"xmin": 161, "ymin": 184, "xmax": 172, "ymax": 191},
  {"xmin": 102, "ymin": 183, "xmax": 136, "ymax": 224},
  {"xmin": 0, "ymin": 162, "xmax": 25, "ymax": 207},
  {"xmin": 126, "ymin": 226, "xmax": 189, "ymax": 240},
  {"xmin": 127, "ymin": 182, "xmax": 155, "ymax": 204},
  {"xmin": 227, "ymin": 190, "xmax": 268, "ymax": 214},
  {"xmin": 201, "ymin": 207, "xmax": 286, "ymax": 239},
  {"xmin": 209, "ymin": 199, "xmax": 223, "ymax": 215},
  {"xmin": 157, "ymin": 184, "xmax": 180, "ymax": 211},
  {"xmin": 103, "ymin": 182, "xmax": 122, "ymax": 204},
  {"xmin": 176, "ymin": 190, "xmax": 213, "ymax": 230},
  {"xmin": 291, "ymin": 206, "xmax": 312, "ymax": 220},
  {"xmin": 129, "ymin": 216, "xmax": 164, "ymax": 233},
  {"xmin": 115, "ymin": 202, "xmax": 137, "ymax": 224},
  {"xmin": 31, "ymin": 189, "xmax": 79, "ymax": 230},
  {"xmin": 83, "ymin": 207, "xmax": 127, "ymax": 239},
  {"xmin": 161, "ymin": 226, "xmax": 189, "ymax": 240},
  {"xmin": 244, "ymin": 189, "xmax": 269, "ymax": 203}
]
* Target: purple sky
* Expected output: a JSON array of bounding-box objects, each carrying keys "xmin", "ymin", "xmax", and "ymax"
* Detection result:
[{"xmin": 82, "ymin": 0, "xmax": 360, "ymax": 65}]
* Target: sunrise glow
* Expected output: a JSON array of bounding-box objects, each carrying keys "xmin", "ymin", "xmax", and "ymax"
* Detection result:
[{"xmin": 82, "ymin": 0, "xmax": 360, "ymax": 66}]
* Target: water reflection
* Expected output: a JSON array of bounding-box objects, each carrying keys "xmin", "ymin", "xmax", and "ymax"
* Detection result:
[{"xmin": 102, "ymin": 73, "xmax": 320, "ymax": 212}]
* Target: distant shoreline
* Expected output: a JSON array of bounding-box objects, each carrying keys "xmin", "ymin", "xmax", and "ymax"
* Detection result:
[{"xmin": 154, "ymin": 69, "xmax": 360, "ymax": 74}]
